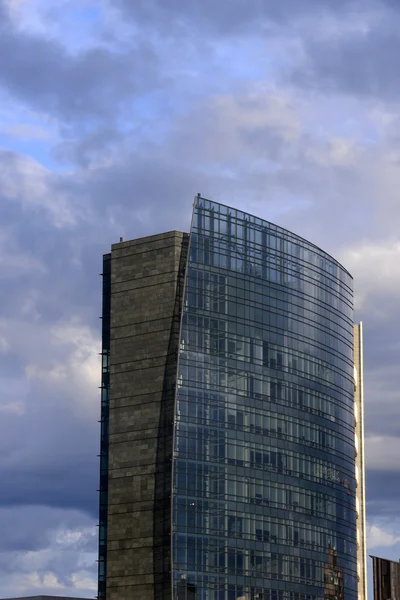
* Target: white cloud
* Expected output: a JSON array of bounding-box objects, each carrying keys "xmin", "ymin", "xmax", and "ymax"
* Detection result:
[
  {"xmin": 25, "ymin": 318, "xmax": 101, "ymax": 420},
  {"xmin": 365, "ymin": 435, "xmax": 400, "ymax": 471},
  {"xmin": 305, "ymin": 137, "xmax": 357, "ymax": 166},
  {"xmin": 71, "ymin": 574, "xmax": 97, "ymax": 590},
  {"xmin": 168, "ymin": 88, "xmax": 302, "ymax": 168},
  {"xmin": 0, "ymin": 401, "xmax": 25, "ymax": 416},
  {"xmin": 1, "ymin": 123, "xmax": 50, "ymax": 140},
  {"xmin": 0, "ymin": 334, "xmax": 8, "ymax": 353},
  {"xmin": 339, "ymin": 240, "xmax": 400, "ymax": 311},
  {"xmin": 0, "ymin": 150, "xmax": 80, "ymax": 227},
  {"xmin": 0, "ymin": 376, "xmax": 30, "ymax": 419},
  {"xmin": 367, "ymin": 521, "xmax": 400, "ymax": 549},
  {"xmin": 0, "ymin": 315, "xmax": 100, "ymax": 424},
  {"xmin": 0, "ymin": 506, "xmax": 97, "ymax": 596},
  {"xmin": 1, "ymin": 0, "xmax": 400, "ymax": 591},
  {"xmin": 5, "ymin": 0, "xmax": 31, "ymax": 18}
]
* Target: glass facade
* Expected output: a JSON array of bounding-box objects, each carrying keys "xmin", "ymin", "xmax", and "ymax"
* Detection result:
[{"xmin": 172, "ymin": 198, "xmax": 357, "ymax": 599}]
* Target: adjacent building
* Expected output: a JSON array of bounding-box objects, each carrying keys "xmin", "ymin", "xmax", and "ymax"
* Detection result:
[
  {"xmin": 98, "ymin": 196, "xmax": 366, "ymax": 600},
  {"xmin": 371, "ymin": 556, "xmax": 400, "ymax": 600},
  {"xmin": 354, "ymin": 324, "xmax": 367, "ymax": 600}
]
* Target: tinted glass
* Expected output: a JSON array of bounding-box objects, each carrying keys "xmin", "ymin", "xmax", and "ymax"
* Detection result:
[{"xmin": 172, "ymin": 198, "xmax": 357, "ymax": 600}]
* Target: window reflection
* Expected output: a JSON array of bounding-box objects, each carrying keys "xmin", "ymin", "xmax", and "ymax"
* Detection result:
[{"xmin": 172, "ymin": 199, "xmax": 357, "ymax": 600}]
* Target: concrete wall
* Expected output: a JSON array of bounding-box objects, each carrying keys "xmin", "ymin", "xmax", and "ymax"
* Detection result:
[{"xmin": 105, "ymin": 231, "xmax": 188, "ymax": 600}]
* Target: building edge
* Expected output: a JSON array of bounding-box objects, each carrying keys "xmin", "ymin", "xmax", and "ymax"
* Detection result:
[
  {"xmin": 354, "ymin": 322, "xmax": 367, "ymax": 600},
  {"xmin": 169, "ymin": 200, "xmax": 196, "ymax": 600}
]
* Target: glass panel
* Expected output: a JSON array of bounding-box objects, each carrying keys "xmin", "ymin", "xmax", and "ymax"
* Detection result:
[{"xmin": 172, "ymin": 197, "xmax": 357, "ymax": 600}]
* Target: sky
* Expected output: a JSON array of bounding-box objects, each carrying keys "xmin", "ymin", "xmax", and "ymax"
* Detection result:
[{"xmin": 0, "ymin": 0, "xmax": 399, "ymax": 596}]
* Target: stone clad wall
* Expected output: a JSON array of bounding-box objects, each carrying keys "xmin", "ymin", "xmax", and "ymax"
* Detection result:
[{"xmin": 106, "ymin": 231, "xmax": 188, "ymax": 600}]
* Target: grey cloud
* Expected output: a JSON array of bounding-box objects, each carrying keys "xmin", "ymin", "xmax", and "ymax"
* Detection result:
[
  {"xmin": 0, "ymin": 24, "xmax": 159, "ymax": 123},
  {"xmin": 0, "ymin": 389, "xmax": 99, "ymax": 516},
  {"xmin": 113, "ymin": 0, "xmax": 265, "ymax": 35},
  {"xmin": 111, "ymin": 0, "xmax": 371, "ymax": 34},
  {"xmin": 0, "ymin": 3, "xmax": 7, "ymax": 23},
  {"xmin": 367, "ymin": 470, "xmax": 400, "ymax": 518},
  {"xmin": 0, "ymin": 148, "xmax": 85, "ymax": 226},
  {"xmin": 291, "ymin": 29, "xmax": 400, "ymax": 101},
  {"xmin": 0, "ymin": 1, "xmax": 400, "ymax": 588},
  {"xmin": 48, "ymin": 86, "xmax": 400, "ymax": 260},
  {"xmin": 0, "ymin": 214, "xmax": 101, "ymax": 523},
  {"xmin": 0, "ymin": 506, "xmax": 97, "ymax": 595},
  {"xmin": 0, "ymin": 506, "xmax": 94, "ymax": 553},
  {"xmin": 54, "ymin": 125, "xmax": 124, "ymax": 168},
  {"xmin": 82, "ymin": 154, "xmax": 195, "ymax": 234}
]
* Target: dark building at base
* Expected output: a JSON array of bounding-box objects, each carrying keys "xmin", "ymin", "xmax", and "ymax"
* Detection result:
[
  {"xmin": 98, "ymin": 197, "xmax": 365, "ymax": 600},
  {"xmin": 372, "ymin": 556, "xmax": 400, "ymax": 600}
]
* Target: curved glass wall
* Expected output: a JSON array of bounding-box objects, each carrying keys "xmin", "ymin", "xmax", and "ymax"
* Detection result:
[{"xmin": 172, "ymin": 198, "xmax": 357, "ymax": 600}]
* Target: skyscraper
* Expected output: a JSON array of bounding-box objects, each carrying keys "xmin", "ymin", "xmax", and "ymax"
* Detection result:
[{"xmin": 98, "ymin": 196, "xmax": 366, "ymax": 600}]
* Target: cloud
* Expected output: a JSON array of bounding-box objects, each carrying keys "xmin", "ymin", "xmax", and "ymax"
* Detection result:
[
  {"xmin": 367, "ymin": 521, "xmax": 400, "ymax": 549},
  {"xmin": 290, "ymin": 9, "xmax": 400, "ymax": 102},
  {"xmin": 109, "ymin": 0, "xmax": 380, "ymax": 35},
  {"xmin": 0, "ymin": 0, "xmax": 399, "ymax": 594},
  {"xmin": 0, "ymin": 505, "xmax": 97, "ymax": 595},
  {"xmin": 0, "ymin": 401, "xmax": 25, "ymax": 416},
  {"xmin": 1, "ymin": 123, "xmax": 50, "ymax": 140},
  {"xmin": 339, "ymin": 241, "xmax": 400, "ymax": 313},
  {"xmin": 366, "ymin": 435, "xmax": 400, "ymax": 471},
  {"xmin": 367, "ymin": 470, "xmax": 400, "ymax": 518},
  {"xmin": 0, "ymin": 331, "xmax": 8, "ymax": 353},
  {"xmin": 0, "ymin": 149, "xmax": 82, "ymax": 226},
  {"xmin": 25, "ymin": 318, "xmax": 101, "ymax": 421},
  {"xmin": 0, "ymin": 228, "xmax": 48, "ymax": 278},
  {"xmin": 0, "ymin": 315, "xmax": 100, "ymax": 521},
  {"xmin": 170, "ymin": 90, "xmax": 301, "ymax": 163},
  {"xmin": 0, "ymin": 10, "xmax": 160, "ymax": 124},
  {"xmin": 0, "ymin": 0, "xmax": 10, "ymax": 21},
  {"xmin": 62, "ymin": 83, "xmax": 399, "ymax": 258}
]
